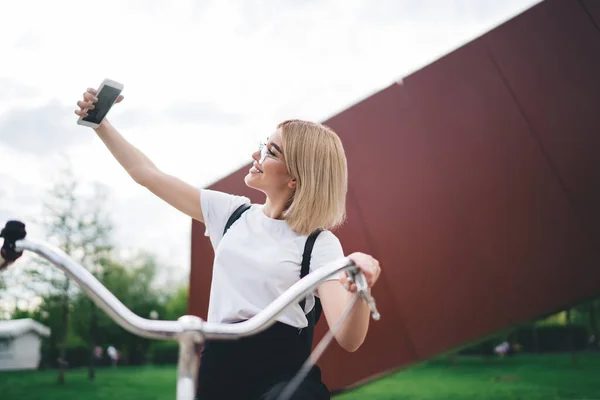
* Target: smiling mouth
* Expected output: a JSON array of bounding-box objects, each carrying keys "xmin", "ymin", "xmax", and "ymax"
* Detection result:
[{"xmin": 250, "ymin": 166, "xmax": 263, "ymax": 173}]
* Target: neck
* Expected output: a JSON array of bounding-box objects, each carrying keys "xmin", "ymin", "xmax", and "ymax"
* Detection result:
[{"xmin": 262, "ymin": 190, "xmax": 293, "ymax": 219}]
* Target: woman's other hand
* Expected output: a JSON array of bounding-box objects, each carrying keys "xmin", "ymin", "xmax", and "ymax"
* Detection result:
[{"xmin": 340, "ymin": 252, "xmax": 381, "ymax": 293}]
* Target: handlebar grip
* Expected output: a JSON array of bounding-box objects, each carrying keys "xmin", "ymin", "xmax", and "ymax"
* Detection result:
[{"xmin": 0, "ymin": 220, "xmax": 27, "ymax": 270}]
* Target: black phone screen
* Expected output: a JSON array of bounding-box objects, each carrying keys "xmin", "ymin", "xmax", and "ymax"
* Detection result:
[{"xmin": 82, "ymin": 85, "xmax": 122, "ymax": 125}]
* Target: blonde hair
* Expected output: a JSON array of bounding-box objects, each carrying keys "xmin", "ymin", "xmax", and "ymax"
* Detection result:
[{"xmin": 278, "ymin": 119, "xmax": 348, "ymax": 235}]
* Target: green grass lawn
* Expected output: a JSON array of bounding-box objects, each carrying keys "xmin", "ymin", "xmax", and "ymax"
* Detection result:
[
  {"xmin": 336, "ymin": 353, "xmax": 600, "ymax": 400},
  {"xmin": 0, "ymin": 353, "xmax": 598, "ymax": 400}
]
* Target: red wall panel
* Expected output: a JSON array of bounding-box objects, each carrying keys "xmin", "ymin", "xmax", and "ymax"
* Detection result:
[
  {"xmin": 483, "ymin": 0, "xmax": 600, "ymax": 296},
  {"xmin": 403, "ymin": 34, "xmax": 591, "ymax": 337},
  {"xmin": 581, "ymin": 0, "xmax": 600, "ymax": 29},
  {"xmin": 189, "ymin": 0, "xmax": 600, "ymax": 393}
]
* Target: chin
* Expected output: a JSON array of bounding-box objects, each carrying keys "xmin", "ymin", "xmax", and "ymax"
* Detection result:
[
  {"xmin": 244, "ymin": 176, "xmax": 269, "ymax": 197},
  {"xmin": 244, "ymin": 173, "xmax": 255, "ymax": 187},
  {"xmin": 244, "ymin": 174, "xmax": 260, "ymax": 190}
]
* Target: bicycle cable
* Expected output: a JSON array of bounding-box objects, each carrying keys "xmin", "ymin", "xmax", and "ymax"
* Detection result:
[{"xmin": 277, "ymin": 292, "xmax": 360, "ymax": 400}]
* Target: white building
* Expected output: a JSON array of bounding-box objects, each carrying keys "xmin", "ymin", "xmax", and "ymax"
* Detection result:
[{"xmin": 0, "ymin": 318, "xmax": 51, "ymax": 371}]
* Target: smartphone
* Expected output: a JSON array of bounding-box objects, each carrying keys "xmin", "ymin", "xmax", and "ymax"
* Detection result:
[{"xmin": 77, "ymin": 78, "xmax": 124, "ymax": 128}]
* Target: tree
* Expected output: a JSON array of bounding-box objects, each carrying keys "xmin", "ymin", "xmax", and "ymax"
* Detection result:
[
  {"xmin": 77, "ymin": 182, "xmax": 113, "ymax": 381},
  {"xmin": 36, "ymin": 165, "xmax": 114, "ymax": 384},
  {"xmin": 69, "ymin": 184, "xmax": 113, "ymax": 380},
  {"xmin": 41, "ymin": 167, "xmax": 79, "ymax": 384}
]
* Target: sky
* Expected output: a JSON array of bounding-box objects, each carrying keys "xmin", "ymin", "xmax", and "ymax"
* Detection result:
[{"xmin": 0, "ymin": 0, "xmax": 541, "ymax": 304}]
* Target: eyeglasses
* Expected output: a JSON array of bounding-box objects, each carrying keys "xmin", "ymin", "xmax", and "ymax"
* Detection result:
[{"xmin": 258, "ymin": 142, "xmax": 285, "ymax": 165}]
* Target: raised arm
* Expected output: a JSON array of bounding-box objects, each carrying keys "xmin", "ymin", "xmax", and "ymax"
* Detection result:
[{"xmin": 75, "ymin": 88, "xmax": 204, "ymax": 223}]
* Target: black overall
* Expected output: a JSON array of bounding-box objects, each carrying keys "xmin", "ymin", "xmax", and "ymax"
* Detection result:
[{"xmin": 195, "ymin": 322, "xmax": 330, "ymax": 399}]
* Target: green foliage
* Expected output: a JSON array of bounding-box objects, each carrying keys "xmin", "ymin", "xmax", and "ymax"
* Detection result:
[
  {"xmin": 149, "ymin": 341, "xmax": 180, "ymax": 365},
  {"xmin": 67, "ymin": 253, "xmax": 171, "ymax": 366},
  {"xmin": 10, "ymin": 244, "xmax": 183, "ymax": 369},
  {"xmin": 163, "ymin": 284, "xmax": 189, "ymax": 320},
  {"xmin": 459, "ymin": 324, "xmax": 589, "ymax": 355},
  {"xmin": 145, "ymin": 285, "xmax": 188, "ymax": 365},
  {"xmin": 41, "ymin": 344, "xmax": 90, "ymax": 369},
  {"xmin": 5, "ymin": 250, "xmax": 186, "ymax": 369},
  {"xmin": 9, "ymin": 307, "xmax": 37, "ymax": 320},
  {"xmin": 515, "ymin": 325, "xmax": 588, "ymax": 352}
]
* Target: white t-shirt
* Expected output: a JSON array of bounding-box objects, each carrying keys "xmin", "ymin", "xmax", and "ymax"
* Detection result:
[{"xmin": 200, "ymin": 189, "xmax": 344, "ymax": 328}]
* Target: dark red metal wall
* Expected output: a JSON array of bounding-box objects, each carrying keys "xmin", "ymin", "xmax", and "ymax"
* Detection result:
[{"xmin": 189, "ymin": 0, "xmax": 600, "ymax": 392}]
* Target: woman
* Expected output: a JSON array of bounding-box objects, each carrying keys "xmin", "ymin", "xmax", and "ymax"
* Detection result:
[{"xmin": 75, "ymin": 88, "xmax": 382, "ymax": 399}]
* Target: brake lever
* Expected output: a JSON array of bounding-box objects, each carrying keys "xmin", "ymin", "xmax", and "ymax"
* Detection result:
[{"xmin": 347, "ymin": 267, "xmax": 381, "ymax": 321}]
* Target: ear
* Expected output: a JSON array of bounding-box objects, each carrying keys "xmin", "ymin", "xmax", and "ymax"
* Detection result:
[{"xmin": 288, "ymin": 178, "xmax": 297, "ymax": 190}]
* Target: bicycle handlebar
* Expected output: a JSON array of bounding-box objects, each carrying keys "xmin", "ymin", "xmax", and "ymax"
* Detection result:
[{"xmin": 13, "ymin": 238, "xmax": 361, "ymax": 342}]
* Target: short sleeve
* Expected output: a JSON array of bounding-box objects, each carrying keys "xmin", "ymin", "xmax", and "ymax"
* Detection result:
[
  {"xmin": 200, "ymin": 189, "xmax": 250, "ymax": 249},
  {"xmin": 309, "ymin": 230, "xmax": 345, "ymax": 282}
]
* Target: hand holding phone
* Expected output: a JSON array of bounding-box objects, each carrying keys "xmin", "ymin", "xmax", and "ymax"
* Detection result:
[{"xmin": 76, "ymin": 79, "xmax": 124, "ymax": 129}]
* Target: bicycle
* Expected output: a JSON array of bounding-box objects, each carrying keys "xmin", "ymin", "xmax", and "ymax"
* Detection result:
[{"xmin": 0, "ymin": 220, "xmax": 381, "ymax": 400}]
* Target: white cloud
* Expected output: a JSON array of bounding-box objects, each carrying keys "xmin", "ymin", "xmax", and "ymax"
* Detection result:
[
  {"xmin": 0, "ymin": 79, "xmax": 39, "ymax": 101},
  {"xmin": 0, "ymin": 0, "xmax": 541, "ymax": 291},
  {"xmin": 0, "ymin": 100, "xmax": 90, "ymax": 154}
]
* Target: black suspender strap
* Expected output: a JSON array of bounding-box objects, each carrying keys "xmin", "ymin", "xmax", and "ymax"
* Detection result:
[
  {"xmin": 223, "ymin": 203, "xmax": 251, "ymax": 236},
  {"xmin": 299, "ymin": 228, "xmax": 323, "ymax": 313},
  {"xmin": 298, "ymin": 228, "xmax": 324, "ymax": 350}
]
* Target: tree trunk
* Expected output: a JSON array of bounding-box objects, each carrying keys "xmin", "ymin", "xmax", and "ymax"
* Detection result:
[
  {"xmin": 88, "ymin": 301, "xmax": 97, "ymax": 381},
  {"xmin": 58, "ymin": 278, "xmax": 70, "ymax": 384},
  {"xmin": 532, "ymin": 323, "xmax": 540, "ymax": 353},
  {"xmin": 566, "ymin": 309, "xmax": 577, "ymax": 365},
  {"xmin": 590, "ymin": 302, "xmax": 599, "ymax": 338},
  {"xmin": 589, "ymin": 302, "xmax": 599, "ymax": 350}
]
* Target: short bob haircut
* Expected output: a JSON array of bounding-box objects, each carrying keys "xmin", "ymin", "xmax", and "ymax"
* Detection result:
[{"xmin": 278, "ymin": 119, "xmax": 348, "ymax": 235}]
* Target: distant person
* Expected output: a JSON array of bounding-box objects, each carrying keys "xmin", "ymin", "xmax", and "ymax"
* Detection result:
[
  {"xmin": 495, "ymin": 341, "xmax": 510, "ymax": 357},
  {"xmin": 588, "ymin": 334, "xmax": 598, "ymax": 350},
  {"xmin": 75, "ymin": 88, "xmax": 383, "ymax": 399},
  {"xmin": 107, "ymin": 345, "xmax": 118, "ymax": 367},
  {"xmin": 511, "ymin": 342, "xmax": 522, "ymax": 355},
  {"xmin": 94, "ymin": 346, "xmax": 103, "ymax": 366}
]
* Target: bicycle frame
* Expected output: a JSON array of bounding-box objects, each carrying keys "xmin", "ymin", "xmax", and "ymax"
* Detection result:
[{"xmin": 1, "ymin": 236, "xmax": 363, "ymax": 400}]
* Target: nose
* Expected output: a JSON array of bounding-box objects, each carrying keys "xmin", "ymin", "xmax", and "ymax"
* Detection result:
[{"xmin": 251, "ymin": 149, "xmax": 260, "ymax": 162}]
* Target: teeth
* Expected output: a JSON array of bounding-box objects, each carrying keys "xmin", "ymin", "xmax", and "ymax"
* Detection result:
[{"xmin": 251, "ymin": 166, "xmax": 262, "ymax": 173}]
